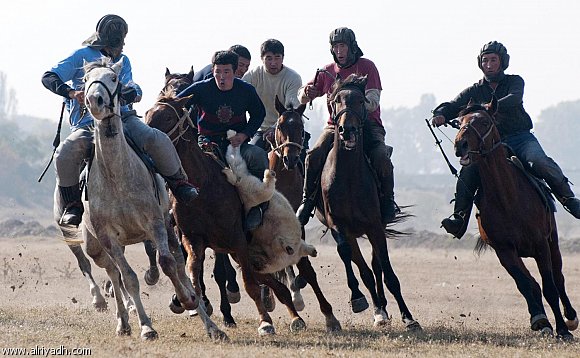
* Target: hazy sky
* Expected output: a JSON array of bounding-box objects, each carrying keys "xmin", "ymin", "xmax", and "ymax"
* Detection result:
[{"xmin": 1, "ymin": 0, "xmax": 579, "ymax": 124}]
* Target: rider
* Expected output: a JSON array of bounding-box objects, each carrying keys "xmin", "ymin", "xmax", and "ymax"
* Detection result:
[
  {"xmin": 296, "ymin": 27, "xmax": 398, "ymax": 227},
  {"xmin": 431, "ymin": 40, "xmax": 580, "ymax": 238},
  {"xmin": 242, "ymin": 39, "xmax": 311, "ymax": 163},
  {"xmin": 41, "ymin": 14, "xmax": 199, "ymax": 226},
  {"xmin": 176, "ymin": 50, "xmax": 269, "ymax": 231}
]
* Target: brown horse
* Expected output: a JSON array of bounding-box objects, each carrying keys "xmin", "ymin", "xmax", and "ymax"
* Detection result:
[
  {"xmin": 145, "ymin": 92, "xmax": 312, "ymax": 336},
  {"xmin": 316, "ymin": 74, "xmax": 421, "ymax": 330},
  {"xmin": 161, "ymin": 66, "xmax": 194, "ymax": 95},
  {"xmin": 453, "ymin": 101, "xmax": 578, "ymax": 339},
  {"xmin": 261, "ymin": 96, "xmax": 341, "ymax": 330}
]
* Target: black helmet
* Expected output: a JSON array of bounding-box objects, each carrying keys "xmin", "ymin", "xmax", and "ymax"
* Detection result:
[
  {"xmin": 477, "ymin": 41, "xmax": 510, "ymax": 71},
  {"xmin": 329, "ymin": 27, "xmax": 364, "ymax": 68},
  {"xmin": 83, "ymin": 14, "xmax": 128, "ymax": 50}
]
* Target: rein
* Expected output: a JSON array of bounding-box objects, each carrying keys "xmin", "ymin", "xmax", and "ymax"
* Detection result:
[
  {"xmin": 157, "ymin": 102, "xmax": 196, "ymax": 144},
  {"xmin": 267, "ymin": 110, "xmax": 305, "ymax": 158},
  {"xmin": 461, "ymin": 114, "xmax": 502, "ymax": 157}
]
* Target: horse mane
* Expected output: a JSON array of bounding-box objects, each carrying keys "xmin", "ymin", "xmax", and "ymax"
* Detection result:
[
  {"xmin": 458, "ymin": 103, "xmax": 488, "ymax": 117},
  {"xmin": 157, "ymin": 88, "xmax": 178, "ymax": 102},
  {"xmin": 329, "ymin": 74, "xmax": 367, "ymax": 102}
]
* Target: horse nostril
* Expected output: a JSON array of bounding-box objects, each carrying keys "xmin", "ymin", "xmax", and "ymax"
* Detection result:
[{"xmin": 97, "ymin": 96, "xmax": 104, "ymax": 106}]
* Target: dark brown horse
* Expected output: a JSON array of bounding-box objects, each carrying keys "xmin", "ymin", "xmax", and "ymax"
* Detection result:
[
  {"xmin": 145, "ymin": 93, "xmax": 311, "ymax": 336},
  {"xmin": 261, "ymin": 96, "xmax": 341, "ymax": 330},
  {"xmin": 316, "ymin": 74, "xmax": 421, "ymax": 330},
  {"xmin": 157, "ymin": 67, "xmax": 241, "ymax": 318},
  {"xmin": 454, "ymin": 101, "xmax": 578, "ymax": 339}
]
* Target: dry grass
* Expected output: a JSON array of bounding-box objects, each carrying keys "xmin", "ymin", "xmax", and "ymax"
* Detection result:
[{"xmin": 1, "ymin": 235, "xmax": 579, "ymax": 357}]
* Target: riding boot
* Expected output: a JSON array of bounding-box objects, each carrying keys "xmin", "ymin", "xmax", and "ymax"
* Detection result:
[
  {"xmin": 441, "ymin": 167, "xmax": 479, "ymax": 239},
  {"xmin": 246, "ymin": 201, "xmax": 269, "ymax": 231},
  {"xmin": 165, "ymin": 170, "xmax": 199, "ymax": 205},
  {"xmin": 377, "ymin": 158, "xmax": 398, "ymax": 226},
  {"xmin": 296, "ymin": 162, "xmax": 318, "ymax": 226},
  {"xmin": 59, "ymin": 184, "xmax": 84, "ymax": 226},
  {"xmin": 551, "ymin": 179, "xmax": 580, "ymax": 219}
]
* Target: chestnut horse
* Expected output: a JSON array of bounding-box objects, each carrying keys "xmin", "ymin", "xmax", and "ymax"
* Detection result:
[
  {"xmin": 316, "ymin": 74, "xmax": 421, "ymax": 330},
  {"xmin": 145, "ymin": 92, "xmax": 318, "ymax": 335},
  {"xmin": 453, "ymin": 101, "xmax": 578, "ymax": 339}
]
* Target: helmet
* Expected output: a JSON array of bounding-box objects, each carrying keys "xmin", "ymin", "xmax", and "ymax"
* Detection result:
[
  {"xmin": 83, "ymin": 14, "xmax": 128, "ymax": 49},
  {"xmin": 477, "ymin": 41, "xmax": 510, "ymax": 71},
  {"xmin": 329, "ymin": 27, "xmax": 364, "ymax": 68}
]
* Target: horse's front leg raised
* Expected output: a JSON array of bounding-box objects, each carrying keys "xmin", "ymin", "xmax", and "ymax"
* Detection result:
[{"xmin": 330, "ymin": 228, "xmax": 368, "ymax": 313}]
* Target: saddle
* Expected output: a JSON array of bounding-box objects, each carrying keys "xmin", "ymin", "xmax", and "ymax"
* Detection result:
[{"xmin": 507, "ymin": 155, "xmax": 556, "ymax": 213}]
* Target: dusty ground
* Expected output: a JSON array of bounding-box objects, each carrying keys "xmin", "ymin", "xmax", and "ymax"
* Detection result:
[{"xmin": 1, "ymin": 233, "xmax": 579, "ymax": 357}]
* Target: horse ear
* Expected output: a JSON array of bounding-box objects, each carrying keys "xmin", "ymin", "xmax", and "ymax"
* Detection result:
[
  {"xmin": 188, "ymin": 66, "xmax": 195, "ymax": 81},
  {"xmin": 297, "ymin": 103, "xmax": 307, "ymax": 116},
  {"xmin": 275, "ymin": 95, "xmax": 285, "ymax": 115},
  {"xmin": 112, "ymin": 59, "xmax": 123, "ymax": 75},
  {"xmin": 165, "ymin": 67, "xmax": 171, "ymax": 77}
]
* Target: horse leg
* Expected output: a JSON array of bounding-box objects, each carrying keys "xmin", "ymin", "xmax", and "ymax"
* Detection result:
[
  {"xmin": 548, "ymin": 228, "xmax": 578, "ymax": 331},
  {"xmin": 67, "ymin": 243, "xmax": 107, "ymax": 311},
  {"xmin": 330, "ymin": 229, "xmax": 367, "ymax": 313},
  {"xmin": 166, "ymin": 228, "xmax": 227, "ymax": 341},
  {"xmin": 534, "ymin": 243, "xmax": 573, "ymax": 339},
  {"xmin": 143, "ymin": 240, "xmax": 160, "ymax": 286},
  {"xmin": 214, "ymin": 253, "xmax": 236, "ymax": 327},
  {"xmin": 236, "ymin": 249, "xmax": 275, "ymax": 336},
  {"xmin": 257, "ymin": 273, "xmax": 306, "ymax": 332},
  {"xmin": 106, "ymin": 240, "xmax": 157, "ymax": 340},
  {"xmin": 84, "ymin": 233, "xmax": 131, "ymax": 336},
  {"xmin": 371, "ymin": 252, "xmax": 387, "ymax": 312},
  {"xmin": 348, "ymin": 240, "xmax": 386, "ymax": 326},
  {"xmin": 495, "ymin": 250, "xmax": 551, "ymax": 335},
  {"xmin": 370, "ymin": 230, "xmax": 421, "ymax": 331},
  {"xmin": 285, "ymin": 265, "xmax": 305, "ymax": 311},
  {"xmin": 223, "ymin": 254, "xmax": 241, "ymax": 303},
  {"xmin": 296, "ymin": 256, "xmax": 341, "ymax": 332}
]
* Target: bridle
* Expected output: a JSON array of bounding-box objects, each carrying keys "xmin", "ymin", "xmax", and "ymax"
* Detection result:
[
  {"xmin": 156, "ymin": 102, "xmax": 196, "ymax": 144},
  {"xmin": 459, "ymin": 112, "xmax": 502, "ymax": 157},
  {"xmin": 267, "ymin": 109, "xmax": 305, "ymax": 158},
  {"xmin": 331, "ymin": 85, "xmax": 367, "ymax": 141},
  {"xmin": 84, "ymin": 67, "xmax": 122, "ymax": 137}
]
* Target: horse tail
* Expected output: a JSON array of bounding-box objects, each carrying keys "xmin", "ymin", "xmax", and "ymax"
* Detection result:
[
  {"xmin": 474, "ymin": 235, "xmax": 490, "ymax": 257},
  {"xmin": 384, "ymin": 205, "xmax": 414, "ymax": 238}
]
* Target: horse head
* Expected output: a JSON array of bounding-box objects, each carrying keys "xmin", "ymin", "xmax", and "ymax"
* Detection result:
[
  {"xmin": 83, "ymin": 58, "xmax": 123, "ymax": 121},
  {"xmin": 145, "ymin": 92, "xmax": 196, "ymax": 144},
  {"xmin": 162, "ymin": 66, "xmax": 194, "ymax": 96},
  {"xmin": 329, "ymin": 74, "xmax": 368, "ymax": 150},
  {"xmin": 272, "ymin": 95, "xmax": 306, "ymax": 170},
  {"xmin": 454, "ymin": 97, "xmax": 501, "ymax": 166}
]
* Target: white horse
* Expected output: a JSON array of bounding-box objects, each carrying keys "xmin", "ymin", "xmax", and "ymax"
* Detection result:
[{"xmin": 81, "ymin": 58, "xmax": 225, "ymax": 340}]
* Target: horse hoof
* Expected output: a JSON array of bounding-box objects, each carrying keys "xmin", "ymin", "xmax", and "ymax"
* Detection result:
[
  {"xmin": 169, "ymin": 294, "xmax": 185, "ymax": 314},
  {"xmin": 566, "ymin": 316, "xmax": 579, "ymax": 331},
  {"xmin": 373, "ymin": 309, "xmax": 391, "ymax": 328},
  {"xmin": 92, "ymin": 300, "xmax": 108, "ymax": 312},
  {"xmin": 531, "ymin": 314, "xmax": 550, "ymax": 331},
  {"xmin": 540, "ymin": 327, "xmax": 554, "ymax": 337},
  {"xmin": 292, "ymin": 292, "xmax": 305, "ymax": 312},
  {"xmin": 258, "ymin": 321, "xmax": 276, "ymax": 336},
  {"xmin": 141, "ymin": 327, "xmax": 158, "ymax": 341},
  {"xmin": 556, "ymin": 331, "xmax": 574, "ymax": 341},
  {"xmin": 227, "ymin": 289, "xmax": 241, "ymax": 304},
  {"xmin": 290, "ymin": 318, "xmax": 307, "ymax": 332},
  {"xmin": 325, "ymin": 315, "xmax": 342, "ymax": 332},
  {"xmin": 223, "ymin": 317, "xmax": 237, "ymax": 328},
  {"xmin": 404, "ymin": 318, "xmax": 423, "ymax": 332},
  {"xmin": 293, "ymin": 275, "xmax": 307, "ymax": 290},
  {"xmin": 209, "ymin": 328, "xmax": 229, "ymax": 342},
  {"xmin": 116, "ymin": 325, "xmax": 131, "ymax": 336},
  {"xmin": 144, "ymin": 267, "xmax": 160, "ymax": 286},
  {"xmin": 350, "ymin": 296, "xmax": 369, "ymax": 313}
]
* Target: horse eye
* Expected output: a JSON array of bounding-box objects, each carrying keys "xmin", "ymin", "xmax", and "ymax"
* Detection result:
[{"xmin": 112, "ymin": 75, "xmax": 118, "ymax": 82}]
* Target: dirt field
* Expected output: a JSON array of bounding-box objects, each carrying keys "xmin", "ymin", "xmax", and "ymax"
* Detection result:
[{"xmin": 1, "ymin": 234, "xmax": 579, "ymax": 357}]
